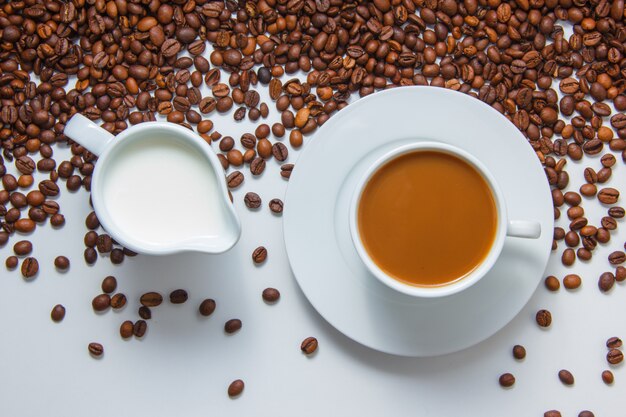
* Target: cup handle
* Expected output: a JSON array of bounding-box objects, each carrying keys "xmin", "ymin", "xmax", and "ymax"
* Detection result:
[
  {"xmin": 64, "ymin": 113, "xmax": 114, "ymax": 157},
  {"xmin": 507, "ymin": 220, "xmax": 541, "ymax": 239}
]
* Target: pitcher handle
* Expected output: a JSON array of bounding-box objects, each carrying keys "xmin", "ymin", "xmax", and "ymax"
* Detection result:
[
  {"xmin": 507, "ymin": 220, "xmax": 541, "ymax": 239},
  {"xmin": 64, "ymin": 113, "xmax": 114, "ymax": 157}
]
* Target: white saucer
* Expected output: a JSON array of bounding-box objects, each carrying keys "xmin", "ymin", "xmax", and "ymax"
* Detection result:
[{"xmin": 283, "ymin": 87, "xmax": 553, "ymax": 357}]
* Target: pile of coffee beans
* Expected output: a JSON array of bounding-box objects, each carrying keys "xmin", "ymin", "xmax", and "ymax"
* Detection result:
[{"xmin": 1, "ymin": 0, "xmax": 626, "ymax": 407}]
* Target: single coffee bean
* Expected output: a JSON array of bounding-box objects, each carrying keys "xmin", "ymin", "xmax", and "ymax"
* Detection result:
[
  {"xmin": 544, "ymin": 275, "xmax": 560, "ymax": 291},
  {"xmin": 564, "ymin": 231, "xmax": 580, "ymax": 247},
  {"xmin": 269, "ymin": 198, "xmax": 283, "ymax": 214},
  {"xmin": 563, "ymin": 274, "xmax": 582, "ymax": 290},
  {"xmin": 262, "ymin": 288, "xmax": 280, "ymax": 303},
  {"xmin": 170, "ymin": 289, "xmax": 188, "ymax": 304},
  {"xmin": 54, "ymin": 256, "xmax": 69, "ymax": 270},
  {"xmin": 544, "ymin": 411, "xmax": 562, "ymax": 417},
  {"xmin": 224, "ymin": 318, "xmax": 242, "ymax": 334},
  {"xmin": 578, "ymin": 411, "xmax": 595, "ymax": 417},
  {"xmin": 513, "ymin": 345, "xmax": 526, "ymax": 360},
  {"xmin": 110, "ymin": 293, "xmax": 127, "ymax": 309},
  {"xmin": 607, "ymin": 349, "xmax": 624, "ymax": 365},
  {"xmin": 609, "ymin": 207, "xmax": 625, "ymax": 218},
  {"xmin": 252, "ymin": 246, "xmax": 267, "ymax": 264},
  {"xmin": 558, "ymin": 369, "xmax": 574, "ymax": 385},
  {"xmin": 598, "ymin": 188, "xmax": 619, "ymax": 205},
  {"xmin": 301, "ymin": 336, "xmax": 318, "ymax": 354},
  {"xmin": 140, "ymin": 292, "xmax": 163, "ymax": 307},
  {"xmin": 616, "ymin": 266, "xmax": 626, "ymax": 282},
  {"xmin": 227, "ymin": 171, "xmax": 244, "ymax": 188},
  {"xmin": 13, "ymin": 240, "xmax": 32, "ymax": 256},
  {"xmin": 608, "ymin": 251, "xmax": 625, "ymax": 265},
  {"xmin": 133, "ymin": 320, "xmax": 147, "ymax": 337},
  {"xmin": 21, "ymin": 257, "xmax": 38, "ymax": 278},
  {"xmin": 120, "ymin": 320, "xmax": 134, "ymax": 338},
  {"xmin": 250, "ymin": 157, "xmax": 266, "ymax": 175},
  {"xmin": 599, "ymin": 272, "xmax": 616, "ymax": 292},
  {"xmin": 92, "ymin": 294, "xmax": 111, "ymax": 311},
  {"xmin": 272, "ymin": 142, "xmax": 288, "ymax": 161},
  {"xmin": 244, "ymin": 192, "xmax": 261, "ymax": 209},
  {"xmin": 499, "ymin": 373, "xmax": 515, "ymax": 388},
  {"xmin": 607, "ymin": 337, "xmax": 622, "ymax": 349},
  {"xmin": 88, "ymin": 342, "xmax": 104, "ymax": 357},
  {"xmin": 101, "ymin": 276, "xmax": 117, "ymax": 293},
  {"xmin": 536, "ymin": 309, "xmax": 552, "ymax": 327},
  {"xmin": 562, "ymin": 248, "xmax": 575, "ymax": 266},
  {"xmin": 138, "ymin": 306, "xmax": 152, "ymax": 320},
  {"xmin": 601, "ymin": 216, "xmax": 617, "ymax": 230},
  {"xmin": 228, "ymin": 379, "xmax": 244, "ymax": 397},
  {"xmin": 199, "ymin": 299, "xmax": 216, "ymax": 316},
  {"xmin": 602, "ymin": 369, "xmax": 614, "ymax": 384},
  {"xmin": 50, "ymin": 304, "xmax": 65, "ymax": 322},
  {"xmin": 6, "ymin": 256, "xmax": 18, "ymax": 269}
]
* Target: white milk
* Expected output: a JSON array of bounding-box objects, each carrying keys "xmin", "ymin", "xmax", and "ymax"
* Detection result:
[{"xmin": 101, "ymin": 136, "xmax": 229, "ymax": 244}]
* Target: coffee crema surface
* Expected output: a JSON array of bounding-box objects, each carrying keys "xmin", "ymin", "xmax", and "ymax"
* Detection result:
[{"xmin": 357, "ymin": 150, "xmax": 497, "ymax": 287}]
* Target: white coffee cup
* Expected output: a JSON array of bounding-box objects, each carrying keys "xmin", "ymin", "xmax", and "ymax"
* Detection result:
[
  {"xmin": 64, "ymin": 114, "xmax": 241, "ymax": 255},
  {"xmin": 349, "ymin": 142, "xmax": 541, "ymax": 298}
]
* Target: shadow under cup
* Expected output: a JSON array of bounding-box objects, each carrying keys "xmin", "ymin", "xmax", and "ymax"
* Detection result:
[{"xmin": 350, "ymin": 142, "xmax": 509, "ymax": 298}]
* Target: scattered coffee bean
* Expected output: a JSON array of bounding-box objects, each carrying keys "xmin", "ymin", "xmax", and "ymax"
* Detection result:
[
  {"xmin": 563, "ymin": 274, "xmax": 582, "ymax": 290},
  {"xmin": 6, "ymin": 256, "xmax": 18, "ymax": 270},
  {"xmin": 138, "ymin": 306, "xmax": 152, "ymax": 320},
  {"xmin": 170, "ymin": 289, "xmax": 188, "ymax": 304},
  {"xmin": 607, "ymin": 349, "xmax": 624, "ymax": 365},
  {"xmin": 544, "ymin": 276, "xmax": 560, "ymax": 291},
  {"xmin": 50, "ymin": 304, "xmax": 65, "ymax": 322},
  {"xmin": 578, "ymin": 412, "xmax": 594, "ymax": 417},
  {"xmin": 88, "ymin": 342, "xmax": 103, "ymax": 357},
  {"xmin": 558, "ymin": 369, "xmax": 574, "ymax": 386},
  {"xmin": 199, "ymin": 299, "xmax": 216, "ymax": 317},
  {"xmin": 244, "ymin": 192, "xmax": 261, "ymax": 209},
  {"xmin": 544, "ymin": 411, "xmax": 562, "ymax": 417},
  {"xmin": 21, "ymin": 257, "xmax": 38, "ymax": 278},
  {"xmin": 536, "ymin": 310, "xmax": 552, "ymax": 328},
  {"xmin": 120, "ymin": 321, "xmax": 134, "ymax": 339},
  {"xmin": 262, "ymin": 288, "xmax": 280, "ymax": 303},
  {"xmin": 609, "ymin": 251, "xmax": 626, "ymax": 265},
  {"xmin": 252, "ymin": 246, "xmax": 267, "ymax": 264},
  {"xmin": 606, "ymin": 337, "xmax": 622, "ymax": 349},
  {"xmin": 101, "ymin": 276, "xmax": 117, "ymax": 294},
  {"xmin": 133, "ymin": 320, "xmax": 147, "ymax": 337},
  {"xmin": 499, "ymin": 373, "xmax": 515, "ymax": 388},
  {"xmin": 269, "ymin": 198, "xmax": 283, "ymax": 214},
  {"xmin": 228, "ymin": 379, "xmax": 244, "ymax": 397},
  {"xmin": 110, "ymin": 293, "xmax": 127, "ymax": 309},
  {"xmin": 13, "ymin": 240, "xmax": 33, "ymax": 256},
  {"xmin": 599, "ymin": 272, "xmax": 615, "ymax": 292},
  {"xmin": 513, "ymin": 345, "xmax": 526, "ymax": 360},
  {"xmin": 301, "ymin": 337, "xmax": 318, "ymax": 355},
  {"xmin": 92, "ymin": 294, "xmax": 111, "ymax": 312},
  {"xmin": 224, "ymin": 319, "xmax": 242, "ymax": 334},
  {"xmin": 602, "ymin": 370, "xmax": 614, "ymax": 384},
  {"xmin": 140, "ymin": 292, "xmax": 163, "ymax": 307},
  {"xmin": 54, "ymin": 256, "xmax": 70, "ymax": 270}
]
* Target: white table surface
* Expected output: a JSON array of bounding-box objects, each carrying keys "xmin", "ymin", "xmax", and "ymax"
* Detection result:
[{"xmin": 1, "ymin": 45, "xmax": 625, "ymax": 417}]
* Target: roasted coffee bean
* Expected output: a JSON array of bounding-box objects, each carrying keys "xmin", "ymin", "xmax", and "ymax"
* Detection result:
[
  {"xmin": 54, "ymin": 256, "xmax": 69, "ymax": 270},
  {"xmin": 609, "ymin": 207, "xmax": 625, "ymax": 218},
  {"xmin": 578, "ymin": 411, "xmax": 595, "ymax": 417},
  {"xmin": 140, "ymin": 292, "xmax": 163, "ymax": 307},
  {"xmin": 21, "ymin": 257, "xmax": 38, "ymax": 278},
  {"xmin": 598, "ymin": 188, "xmax": 619, "ymax": 205},
  {"xmin": 244, "ymin": 192, "xmax": 261, "ymax": 209},
  {"xmin": 544, "ymin": 411, "xmax": 562, "ymax": 417},
  {"xmin": 609, "ymin": 251, "xmax": 625, "ymax": 265},
  {"xmin": 616, "ymin": 267, "xmax": 626, "ymax": 282},
  {"xmin": 50, "ymin": 304, "xmax": 65, "ymax": 322},
  {"xmin": 110, "ymin": 293, "xmax": 127, "ymax": 309},
  {"xmin": 499, "ymin": 373, "xmax": 515, "ymax": 388},
  {"xmin": 170, "ymin": 289, "xmax": 188, "ymax": 304},
  {"xmin": 101, "ymin": 276, "xmax": 117, "ymax": 294},
  {"xmin": 138, "ymin": 306, "xmax": 152, "ymax": 320},
  {"xmin": 250, "ymin": 157, "xmax": 266, "ymax": 176},
  {"xmin": 6, "ymin": 256, "xmax": 18, "ymax": 270},
  {"xmin": 280, "ymin": 164, "xmax": 294, "ymax": 179},
  {"xmin": 301, "ymin": 336, "xmax": 318, "ymax": 354},
  {"xmin": 558, "ymin": 369, "xmax": 574, "ymax": 385},
  {"xmin": 88, "ymin": 342, "xmax": 103, "ymax": 357},
  {"xmin": 224, "ymin": 318, "xmax": 242, "ymax": 334},
  {"xmin": 92, "ymin": 294, "xmax": 111, "ymax": 312},
  {"xmin": 269, "ymin": 199, "xmax": 283, "ymax": 214},
  {"xmin": 272, "ymin": 143, "xmax": 288, "ymax": 161},
  {"xmin": 120, "ymin": 320, "xmax": 134, "ymax": 338},
  {"xmin": 252, "ymin": 246, "xmax": 267, "ymax": 264},
  {"xmin": 13, "ymin": 240, "xmax": 32, "ymax": 256},
  {"xmin": 536, "ymin": 309, "xmax": 552, "ymax": 327},
  {"xmin": 513, "ymin": 345, "xmax": 526, "ymax": 360},
  {"xmin": 199, "ymin": 299, "xmax": 216, "ymax": 316},
  {"xmin": 599, "ymin": 272, "xmax": 615, "ymax": 292},
  {"xmin": 544, "ymin": 276, "xmax": 560, "ymax": 291},
  {"xmin": 563, "ymin": 274, "xmax": 582, "ymax": 290},
  {"xmin": 262, "ymin": 288, "xmax": 280, "ymax": 303},
  {"xmin": 133, "ymin": 320, "xmax": 147, "ymax": 337},
  {"xmin": 562, "ymin": 248, "xmax": 575, "ymax": 266},
  {"xmin": 607, "ymin": 349, "xmax": 624, "ymax": 365},
  {"xmin": 606, "ymin": 337, "xmax": 622, "ymax": 349},
  {"xmin": 602, "ymin": 370, "xmax": 614, "ymax": 384},
  {"xmin": 227, "ymin": 171, "xmax": 244, "ymax": 188},
  {"xmin": 228, "ymin": 379, "xmax": 244, "ymax": 397}
]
